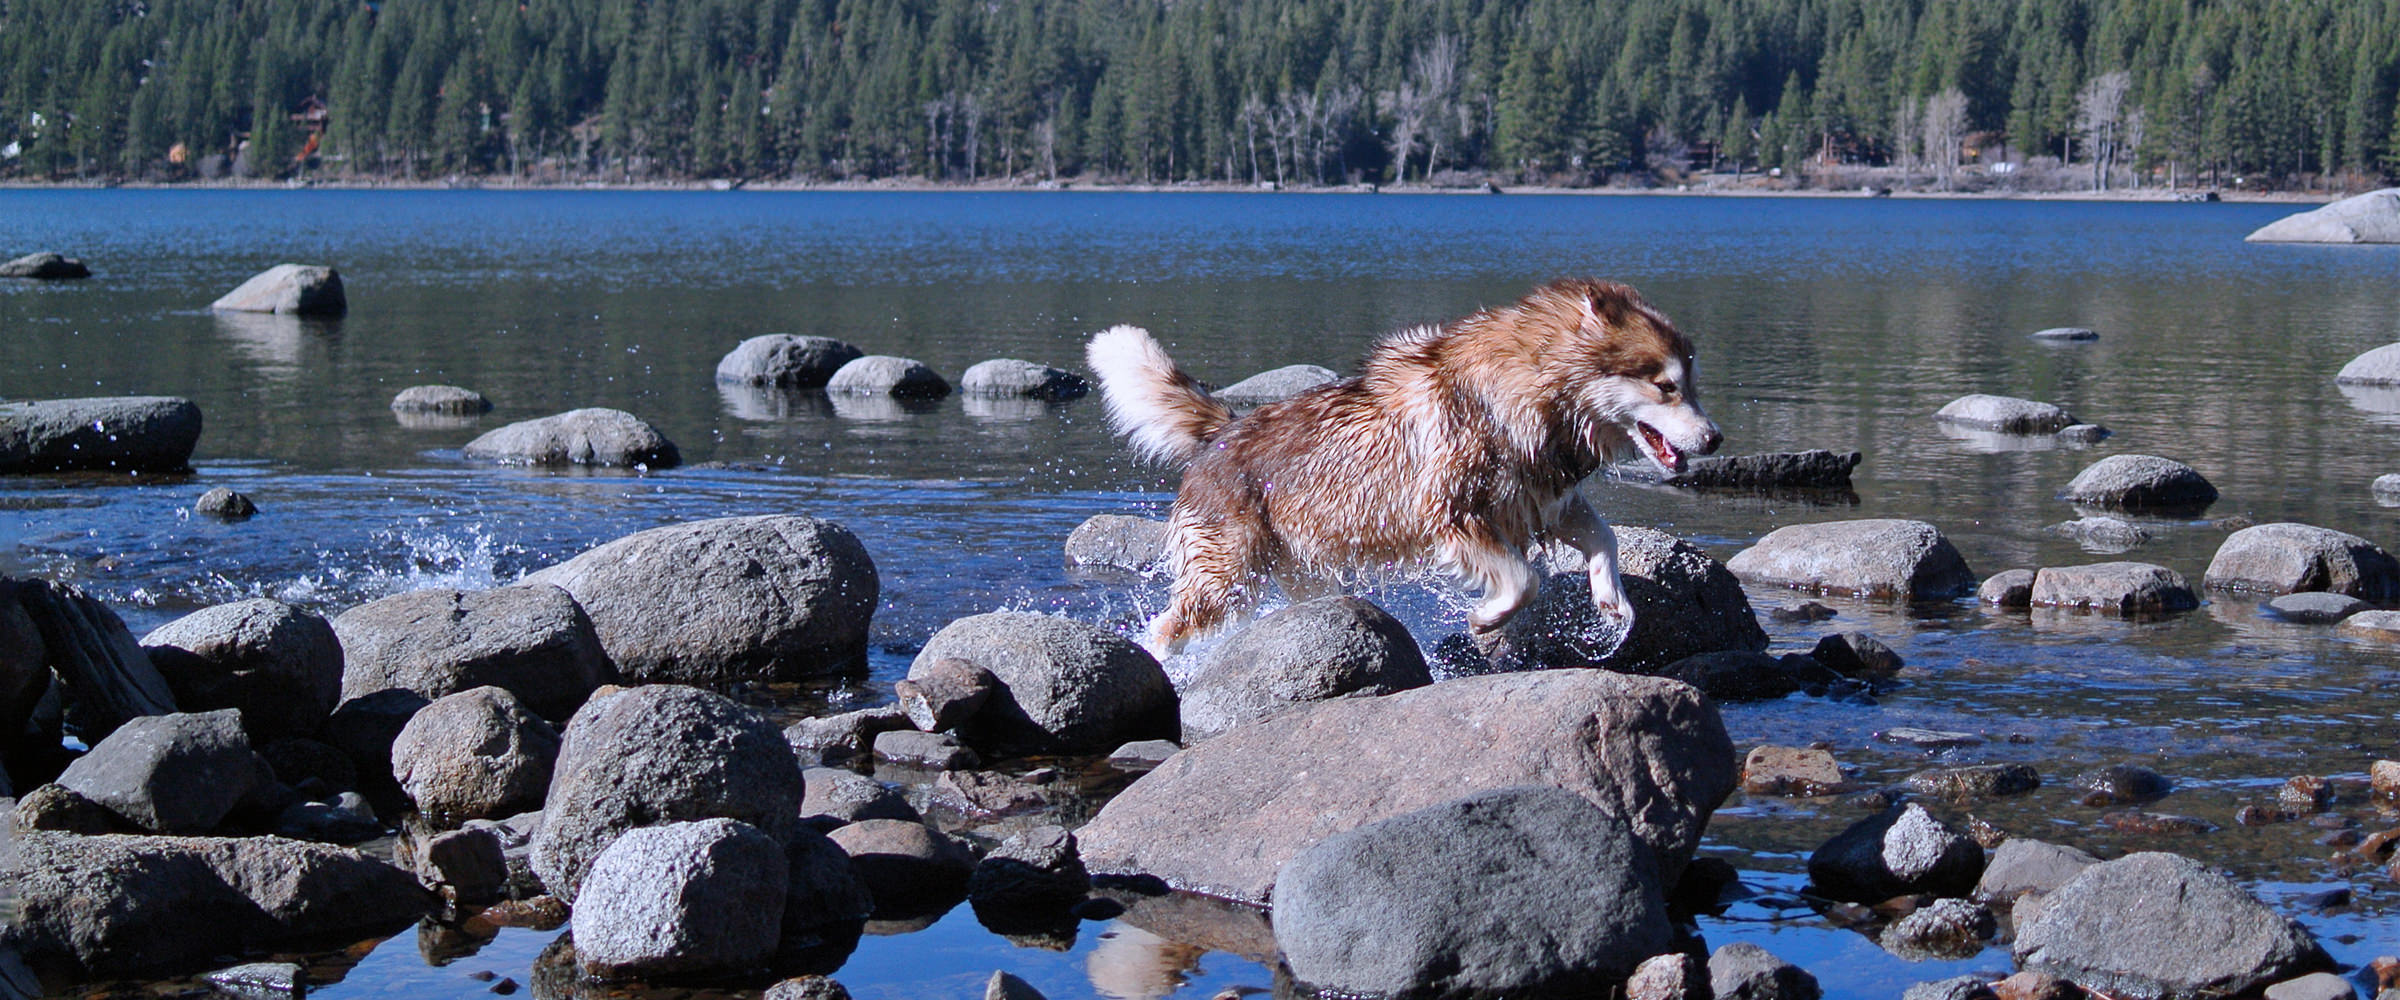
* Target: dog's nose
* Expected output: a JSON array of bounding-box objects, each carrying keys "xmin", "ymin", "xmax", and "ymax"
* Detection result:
[{"xmin": 1700, "ymin": 426, "xmax": 1724, "ymax": 455}]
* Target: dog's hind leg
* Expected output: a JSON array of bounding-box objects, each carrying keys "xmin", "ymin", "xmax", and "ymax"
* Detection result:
[
  {"xmin": 1445, "ymin": 527, "xmax": 1541, "ymax": 634},
  {"xmin": 1143, "ymin": 522, "xmax": 1267, "ymax": 658},
  {"xmin": 1549, "ymin": 493, "xmax": 1633, "ymax": 626}
]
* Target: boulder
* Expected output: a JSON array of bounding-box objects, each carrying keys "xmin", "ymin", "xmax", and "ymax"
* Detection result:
[
  {"xmin": 0, "ymin": 396, "xmax": 202, "ymax": 473},
  {"xmin": 2056, "ymin": 423, "xmax": 2111, "ymax": 444},
  {"xmin": 0, "ymin": 251, "xmax": 90, "ymax": 279},
  {"xmin": 2204, "ymin": 523, "xmax": 2400, "ymax": 600},
  {"xmin": 986, "ymin": 972, "xmax": 1046, "ymax": 1000},
  {"xmin": 1074, "ymin": 669, "xmax": 1734, "ymax": 904},
  {"xmin": 2263, "ymin": 973, "xmax": 2362, "ymax": 1000},
  {"xmin": 1979, "ymin": 569, "xmax": 2037, "ymax": 608},
  {"xmin": 2344, "ymin": 345, "xmax": 2400, "ymax": 386},
  {"xmin": 1975, "ymin": 838, "xmax": 2100, "ymax": 905},
  {"xmin": 521, "ymin": 516, "xmax": 877, "ymax": 685},
  {"xmin": 1806, "ymin": 803, "xmax": 1984, "ymax": 903},
  {"xmin": 2013, "ymin": 852, "xmax": 2332, "ymax": 999},
  {"xmin": 1742, "ymin": 746, "xmax": 1848, "ymax": 796},
  {"xmin": 1107, "ymin": 740, "xmax": 1178, "ymax": 771},
  {"xmin": 1656, "ymin": 650, "xmax": 1802, "ymax": 702},
  {"xmin": 2031, "ymin": 327, "xmax": 2099, "ymax": 342},
  {"xmin": 318, "ymin": 688, "xmax": 428, "ymax": 794},
  {"xmin": 801, "ymin": 767, "xmax": 920, "ymax": 825},
  {"xmin": 389, "ymin": 385, "xmax": 492, "ymax": 414},
  {"xmin": 896, "ymin": 658, "xmax": 998, "ymax": 733},
  {"xmin": 782, "ymin": 827, "xmax": 876, "ymax": 934},
  {"xmin": 2061, "ymin": 455, "xmax": 2218, "ymax": 511},
  {"xmin": 1216, "ymin": 364, "xmax": 1338, "ymax": 405},
  {"xmin": 1271, "ymin": 786, "xmax": 1672, "ymax": 999},
  {"xmin": 2049, "ymin": 516, "xmax": 2151, "ymax": 552},
  {"xmin": 390, "ymin": 686, "xmax": 560, "ymax": 827},
  {"xmin": 1935, "ymin": 394, "xmax": 2076, "ymax": 434},
  {"xmin": 2340, "ymin": 609, "xmax": 2400, "ymax": 637},
  {"xmin": 405, "ymin": 825, "xmax": 509, "ymax": 905},
  {"xmin": 7, "ymin": 831, "xmax": 429, "ymax": 977},
  {"xmin": 140, "ymin": 599, "xmax": 341, "ymax": 743},
  {"xmin": 785, "ymin": 706, "xmax": 911, "ymax": 766},
  {"xmin": 1664, "ymin": 449, "xmax": 1861, "ymax": 491},
  {"xmin": 192, "ymin": 487, "xmax": 256, "ymax": 518},
  {"xmin": 529, "ymin": 685, "xmax": 804, "ymax": 903},
  {"xmin": 715, "ymin": 335, "xmax": 866, "ymax": 387},
  {"xmin": 2264, "ymin": 592, "xmax": 2366, "ymax": 623},
  {"xmin": 2030, "ymin": 563, "xmax": 2198, "ymax": 614},
  {"xmin": 967, "ymin": 825, "xmax": 1088, "ymax": 913},
  {"xmin": 1811, "ymin": 631, "xmax": 1901, "ymax": 679},
  {"xmin": 332, "ymin": 584, "xmax": 613, "ymax": 722},
  {"xmin": 1484, "ymin": 526, "xmax": 1770, "ymax": 673},
  {"xmin": 825, "ymin": 355, "xmax": 950, "ymax": 397},
  {"xmin": 909, "ymin": 612, "xmax": 1174, "ymax": 754},
  {"xmin": 1883, "ymin": 898, "xmax": 1997, "ymax": 960},
  {"xmin": 2070, "ymin": 763, "xmax": 2174, "ymax": 806},
  {"xmin": 574, "ymin": 819, "xmax": 789, "ymax": 981},
  {"xmin": 272, "ymin": 791, "xmax": 381, "ymax": 844},
  {"xmin": 960, "ymin": 359, "xmax": 1088, "ymax": 400},
  {"xmin": 209, "ymin": 264, "xmax": 346, "ymax": 315},
  {"xmin": 872, "ymin": 729, "xmax": 979, "ymax": 770},
  {"xmin": 1904, "ymin": 763, "xmax": 2041, "ymax": 799},
  {"xmin": 2245, "ymin": 188, "xmax": 2400, "ymax": 243},
  {"xmin": 1727, "ymin": 519, "xmax": 1976, "ymax": 601},
  {"xmin": 1179, "ymin": 597, "xmax": 1429, "ymax": 742},
  {"xmin": 56, "ymin": 709, "xmax": 260, "ymax": 834},
  {"xmin": 460, "ymin": 408, "xmax": 680, "ymax": 468},
  {"xmin": 1063, "ymin": 514, "xmax": 1168, "ymax": 573},
  {"xmin": 1710, "ymin": 942, "xmax": 1822, "ymax": 1000},
  {"xmin": 827, "ymin": 818, "xmax": 976, "ymax": 915}
]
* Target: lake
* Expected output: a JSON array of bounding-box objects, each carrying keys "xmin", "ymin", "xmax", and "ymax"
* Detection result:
[{"xmin": 2, "ymin": 188, "xmax": 2397, "ymax": 998}]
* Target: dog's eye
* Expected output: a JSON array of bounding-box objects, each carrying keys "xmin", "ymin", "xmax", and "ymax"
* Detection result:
[{"xmin": 1654, "ymin": 380, "xmax": 1679, "ymax": 398}]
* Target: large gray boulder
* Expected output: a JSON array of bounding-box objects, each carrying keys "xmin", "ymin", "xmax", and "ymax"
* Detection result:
[
  {"xmin": 1216, "ymin": 364, "xmax": 1339, "ymax": 405},
  {"xmin": 2013, "ymin": 852, "xmax": 2331, "ymax": 999},
  {"xmin": 825, "ymin": 355, "xmax": 950, "ymax": 397},
  {"xmin": 1806, "ymin": 803, "xmax": 1984, "ymax": 903},
  {"xmin": 2337, "ymin": 344, "xmax": 2400, "ymax": 386},
  {"xmin": 0, "ymin": 397, "xmax": 202, "ymax": 474},
  {"xmin": 574, "ymin": 819, "xmax": 789, "ymax": 981},
  {"xmin": 715, "ymin": 335, "xmax": 866, "ymax": 387},
  {"xmin": 209, "ymin": 264, "xmax": 346, "ymax": 315},
  {"xmin": 390, "ymin": 686, "xmax": 559, "ymax": 827},
  {"xmin": 460, "ymin": 408, "xmax": 680, "ymax": 468},
  {"xmin": 2245, "ymin": 188, "xmax": 2400, "ymax": 243},
  {"xmin": 1074, "ymin": 669, "xmax": 1733, "ymax": 904},
  {"xmin": 140, "ymin": 599, "xmax": 342, "ymax": 743},
  {"xmin": 6, "ymin": 578, "xmax": 175, "ymax": 744},
  {"xmin": 56, "ymin": 709, "xmax": 261, "ymax": 834},
  {"xmin": 0, "ymin": 251, "xmax": 90, "ymax": 279},
  {"xmin": 2204, "ymin": 523, "xmax": 2400, "ymax": 600},
  {"xmin": 1478, "ymin": 527, "xmax": 1769, "ymax": 674},
  {"xmin": 1974, "ymin": 838, "xmax": 2099, "ymax": 905},
  {"xmin": 2030, "ymin": 563, "xmax": 2199, "ymax": 614},
  {"xmin": 521, "ymin": 516, "xmax": 877, "ymax": 685},
  {"xmin": 529, "ymin": 685, "xmax": 804, "ymax": 903},
  {"xmin": 2061, "ymin": 455, "xmax": 2218, "ymax": 511},
  {"xmin": 1179, "ymin": 597, "xmax": 1429, "ymax": 742},
  {"xmin": 1272, "ymin": 786, "xmax": 1671, "ymax": 999},
  {"xmin": 1727, "ymin": 519, "xmax": 1976, "ymax": 601},
  {"xmin": 7, "ymin": 831, "xmax": 429, "ymax": 977},
  {"xmin": 332, "ymin": 584, "xmax": 614, "ymax": 722},
  {"xmin": 960, "ymin": 359, "xmax": 1088, "ymax": 400},
  {"xmin": 1934, "ymin": 394, "xmax": 2077, "ymax": 434},
  {"xmin": 908, "ymin": 612, "xmax": 1174, "ymax": 754}
]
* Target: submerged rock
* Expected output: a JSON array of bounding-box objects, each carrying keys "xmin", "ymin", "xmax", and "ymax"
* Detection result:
[
  {"xmin": 2030, "ymin": 562, "xmax": 2198, "ymax": 614},
  {"xmin": 0, "ymin": 396, "xmax": 203, "ymax": 473},
  {"xmin": 2071, "ymin": 763, "xmax": 2174, "ymax": 806},
  {"xmin": 960, "ymin": 359, "xmax": 1088, "ymax": 399},
  {"xmin": 1727, "ymin": 519, "xmax": 1976, "ymax": 601},
  {"xmin": 209, "ymin": 264, "xmax": 346, "ymax": 315},
  {"xmin": 908, "ymin": 612, "xmax": 1174, "ymax": 754},
  {"xmin": 2204, "ymin": 522, "xmax": 2400, "ymax": 600},
  {"xmin": 141, "ymin": 598, "xmax": 342, "ymax": 743},
  {"xmin": 1664, "ymin": 449, "xmax": 1861, "ymax": 490},
  {"xmin": 2031, "ymin": 327, "xmax": 2099, "ymax": 342},
  {"xmin": 460, "ymin": 408, "xmax": 680, "ymax": 468},
  {"xmin": 0, "ymin": 251, "xmax": 90, "ymax": 279},
  {"xmin": 1905, "ymin": 763, "xmax": 2041, "ymax": 800},
  {"xmin": 2049, "ymin": 516, "xmax": 2152, "ymax": 552},
  {"xmin": 1935, "ymin": 394, "xmax": 2077, "ymax": 434},
  {"xmin": 1179, "ymin": 597, "xmax": 1429, "ymax": 742},
  {"xmin": 1215, "ymin": 364, "xmax": 1338, "ymax": 405},
  {"xmin": 2061, "ymin": 455, "xmax": 2217, "ymax": 512},
  {"xmin": 2246, "ymin": 188, "xmax": 2400, "ymax": 244},
  {"xmin": 715, "ymin": 335, "xmax": 866, "ymax": 387},
  {"xmin": 2013, "ymin": 852, "xmax": 2333, "ymax": 999},
  {"xmin": 2264, "ymin": 592, "xmax": 2366, "ymax": 623}
]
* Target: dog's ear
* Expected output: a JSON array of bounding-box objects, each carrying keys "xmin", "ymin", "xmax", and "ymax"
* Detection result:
[{"xmin": 1576, "ymin": 282, "xmax": 1639, "ymax": 331}]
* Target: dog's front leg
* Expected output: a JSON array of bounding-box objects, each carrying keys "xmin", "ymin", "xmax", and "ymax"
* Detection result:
[
  {"xmin": 1553, "ymin": 493, "xmax": 1633, "ymax": 626},
  {"xmin": 1449, "ymin": 531, "xmax": 1541, "ymax": 634}
]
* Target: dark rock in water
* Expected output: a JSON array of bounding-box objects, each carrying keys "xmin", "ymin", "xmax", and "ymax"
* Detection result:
[
  {"xmin": 460, "ymin": 408, "xmax": 680, "ymax": 468},
  {"xmin": 391, "ymin": 686, "xmax": 560, "ymax": 828},
  {"xmin": 1905, "ymin": 763, "xmax": 2041, "ymax": 800},
  {"xmin": 259, "ymin": 737, "xmax": 355, "ymax": 793},
  {"xmin": 1979, "ymin": 569, "xmax": 2037, "ymax": 608},
  {"xmin": 1658, "ymin": 650, "xmax": 1801, "ymax": 702},
  {"xmin": 333, "ymin": 583, "xmax": 613, "ymax": 722},
  {"xmin": 407, "ymin": 826, "xmax": 509, "ymax": 906},
  {"xmin": 1106, "ymin": 740, "xmax": 1178, "ymax": 771},
  {"xmin": 928, "ymin": 769, "xmax": 1057, "ymax": 820},
  {"xmin": 0, "ymin": 251, "xmax": 90, "ymax": 279},
  {"xmin": 390, "ymin": 384, "xmax": 493, "ymax": 414},
  {"xmin": 2031, "ymin": 327, "xmax": 2099, "ymax": 342},
  {"xmin": 1975, "ymin": 837, "xmax": 2100, "ymax": 905},
  {"xmin": 2263, "ymin": 592, "xmax": 2366, "ymax": 623},
  {"xmin": 2049, "ymin": 516, "xmax": 2151, "ymax": 552},
  {"xmin": 801, "ymin": 767, "xmax": 920, "ymax": 825},
  {"xmin": 960, "ymin": 359, "xmax": 1088, "ymax": 400},
  {"xmin": 142, "ymin": 598, "xmax": 340, "ymax": 743},
  {"xmin": 967, "ymin": 824, "xmax": 1089, "ymax": 912},
  {"xmin": 1271, "ymin": 786, "xmax": 1672, "ymax": 999},
  {"xmin": 1882, "ymin": 898, "xmax": 1996, "ymax": 960},
  {"xmin": 1728, "ymin": 519, "xmax": 1976, "ymax": 601},
  {"xmin": 1180, "ymin": 596, "xmax": 1429, "ymax": 742},
  {"xmin": 2030, "ymin": 562, "xmax": 2198, "ymax": 614},
  {"xmin": 1665, "ymin": 449, "xmax": 1862, "ymax": 490},
  {"xmin": 522, "ymin": 515, "xmax": 877, "ymax": 685},
  {"xmin": 872, "ymin": 729, "xmax": 978, "ymax": 770},
  {"xmin": 1075, "ymin": 670, "xmax": 1733, "ymax": 905},
  {"xmin": 785, "ymin": 706, "xmax": 911, "ymax": 766},
  {"xmin": 1807, "ymin": 803, "xmax": 1984, "ymax": 903},
  {"xmin": 1904, "ymin": 974, "xmax": 1999, "ymax": 1000},
  {"xmin": 781, "ymin": 827, "xmax": 875, "ymax": 939},
  {"xmin": 193, "ymin": 486, "xmax": 257, "ymax": 518},
  {"xmin": 1743, "ymin": 745, "xmax": 1849, "ymax": 796},
  {"xmin": 272, "ymin": 790, "xmax": 382, "ymax": 844},
  {"xmin": 1770, "ymin": 601, "xmax": 1837, "ymax": 623},
  {"xmin": 715, "ymin": 335, "xmax": 865, "ymax": 388},
  {"xmin": 57, "ymin": 709, "xmax": 261, "ymax": 834},
  {"xmin": 2205, "ymin": 522, "xmax": 2400, "ymax": 600},
  {"xmin": 2013, "ymin": 851, "xmax": 2333, "ymax": 999},
  {"xmin": 1709, "ymin": 942, "xmax": 1822, "ymax": 1000},
  {"xmin": 2056, "ymin": 423, "xmax": 2111, "ymax": 444},
  {"xmin": 826, "ymin": 355, "xmax": 951, "ymax": 397},
  {"xmin": 909, "ymin": 612, "xmax": 1174, "ymax": 754},
  {"xmin": 828, "ymin": 819, "xmax": 976, "ymax": 916},
  {"xmin": 1063, "ymin": 515, "xmax": 1166, "ymax": 573},
  {"xmin": 2071, "ymin": 763, "xmax": 2173, "ymax": 806},
  {"xmin": 203, "ymin": 961, "xmax": 304, "ymax": 997},
  {"xmin": 574, "ymin": 818, "xmax": 789, "ymax": 981},
  {"xmin": 896, "ymin": 658, "xmax": 998, "ymax": 733},
  {"xmin": 7, "ymin": 830, "xmax": 430, "ymax": 977},
  {"xmin": 2061, "ymin": 454, "xmax": 2218, "ymax": 512},
  {"xmin": 530, "ymin": 685, "xmax": 804, "ymax": 903},
  {"xmin": 1935, "ymin": 394, "xmax": 2077, "ymax": 434},
  {"xmin": 1483, "ymin": 526, "xmax": 1769, "ymax": 675},
  {"xmin": 1216, "ymin": 364, "xmax": 1338, "ymax": 405},
  {"xmin": 0, "ymin": 396, "xmax": 203, "ymax": 473},
  {"xmin": 210, "ymin": 264, "xmax": 346, "ymax": 315},
  {"xmin": 1812, "ymin": 631, "xmax": 1902, "ymax": 679}
]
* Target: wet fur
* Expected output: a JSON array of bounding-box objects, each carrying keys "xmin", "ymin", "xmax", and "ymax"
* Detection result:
[{"xmin": 1087, "ymin": 278, "xmax": 1719, "ymax": 655}]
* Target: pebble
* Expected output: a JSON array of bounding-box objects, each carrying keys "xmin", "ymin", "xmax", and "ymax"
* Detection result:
[
  {"xmin": 2278, "ymin": 775, "xmax": 2332, "ymax": 814},
  {"xmin": 1742, "ymin": 745, "xmax": 1848, "ymax": 796},
  {"xmin": 193, "ymin": 486, "xmax": 257, "ymax": 519},
  {"xmin": 2373, "ymin": 760, "xmax": 2400, "ymax": 802},
  {"xmin": 2069, "ymin": 762, "xmax": 2173, "ymax": 806}
]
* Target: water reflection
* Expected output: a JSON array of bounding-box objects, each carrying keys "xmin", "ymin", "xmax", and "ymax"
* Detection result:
[
  {"xmin": 828, "ymin": 393, "xmax": 944, "ymax": 423},
  {"xmin": 211, "ymin": 311, "xmax": 342, "ymax": 376},
  {"xmin": 1085, "ymin": 923, "xmax": 1206, "ymax": 1000},
  {"xmin": 718, "ymin": 383, "xmax": 836, "ymax": 422},
  {"xmin": 2336, "ymin": 381, "xmax": 2400, "ymax": 423}
]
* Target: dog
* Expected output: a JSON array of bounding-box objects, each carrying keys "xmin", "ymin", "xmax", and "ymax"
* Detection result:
[{"xmin": 1087, "ymin": 278, "xmax": 1722, "ymax": 657}]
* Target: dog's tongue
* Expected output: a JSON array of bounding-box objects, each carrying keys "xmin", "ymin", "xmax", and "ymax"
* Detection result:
[{"xmin": 1640, "ymin": 423, "xmax": 1684, "ymax": 474}]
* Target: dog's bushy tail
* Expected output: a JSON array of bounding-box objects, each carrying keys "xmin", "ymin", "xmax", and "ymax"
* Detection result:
[{"xmin": 1086, "ymin": 325, "xmax": 1231, "ymax": 465}]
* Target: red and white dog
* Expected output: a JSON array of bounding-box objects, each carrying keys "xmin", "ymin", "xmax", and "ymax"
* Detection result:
[{"xmin": 1088, "ymin": 278, "xmax": 1722, "ymax": 656}]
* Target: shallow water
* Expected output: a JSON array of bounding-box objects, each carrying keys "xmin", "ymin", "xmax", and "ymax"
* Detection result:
[{"xmin": 4, "ymin": 189, "xmax": 2398, "ymax": 997}]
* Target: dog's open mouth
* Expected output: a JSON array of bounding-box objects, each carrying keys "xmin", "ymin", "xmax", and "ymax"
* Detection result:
[{"xmin": 1637, "ymin": 421, "xmax": 1685, "ymax": 475}]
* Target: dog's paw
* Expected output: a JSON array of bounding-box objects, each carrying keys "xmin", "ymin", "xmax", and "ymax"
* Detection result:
[{"xmin": 1588, "ymin": 592, "xmax": 1633, "ymax": 624}]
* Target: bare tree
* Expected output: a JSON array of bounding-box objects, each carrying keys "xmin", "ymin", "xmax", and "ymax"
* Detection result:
[
  {"xmin": 1383, "ymin": 35, "xmax": 1459, "ymax": 184},
  {"xmin": 1922, "ymin": 88, "xmax": 1968, "ymax": 191},
  {"xmin": 1239, "ymin": 94, "xmax": 1267, "ymax": 184},
  {"xmin": 2075, "ymin": 70, "xmax": 2132, "ymax": 191},
  {"xmin": 1893, "ymin": 94, "xmax": 1924, "ymax": 175}
]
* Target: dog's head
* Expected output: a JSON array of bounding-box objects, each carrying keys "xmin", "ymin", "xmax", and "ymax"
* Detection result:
[{"xmin": 1534, "ymin": 279, "xmax": 1723, "ymax": 475}]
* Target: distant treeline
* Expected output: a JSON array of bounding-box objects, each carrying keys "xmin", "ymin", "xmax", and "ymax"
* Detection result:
[{"xmin": 3, "ymin": 0, "xmax": 2397, "ymax": 188}]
